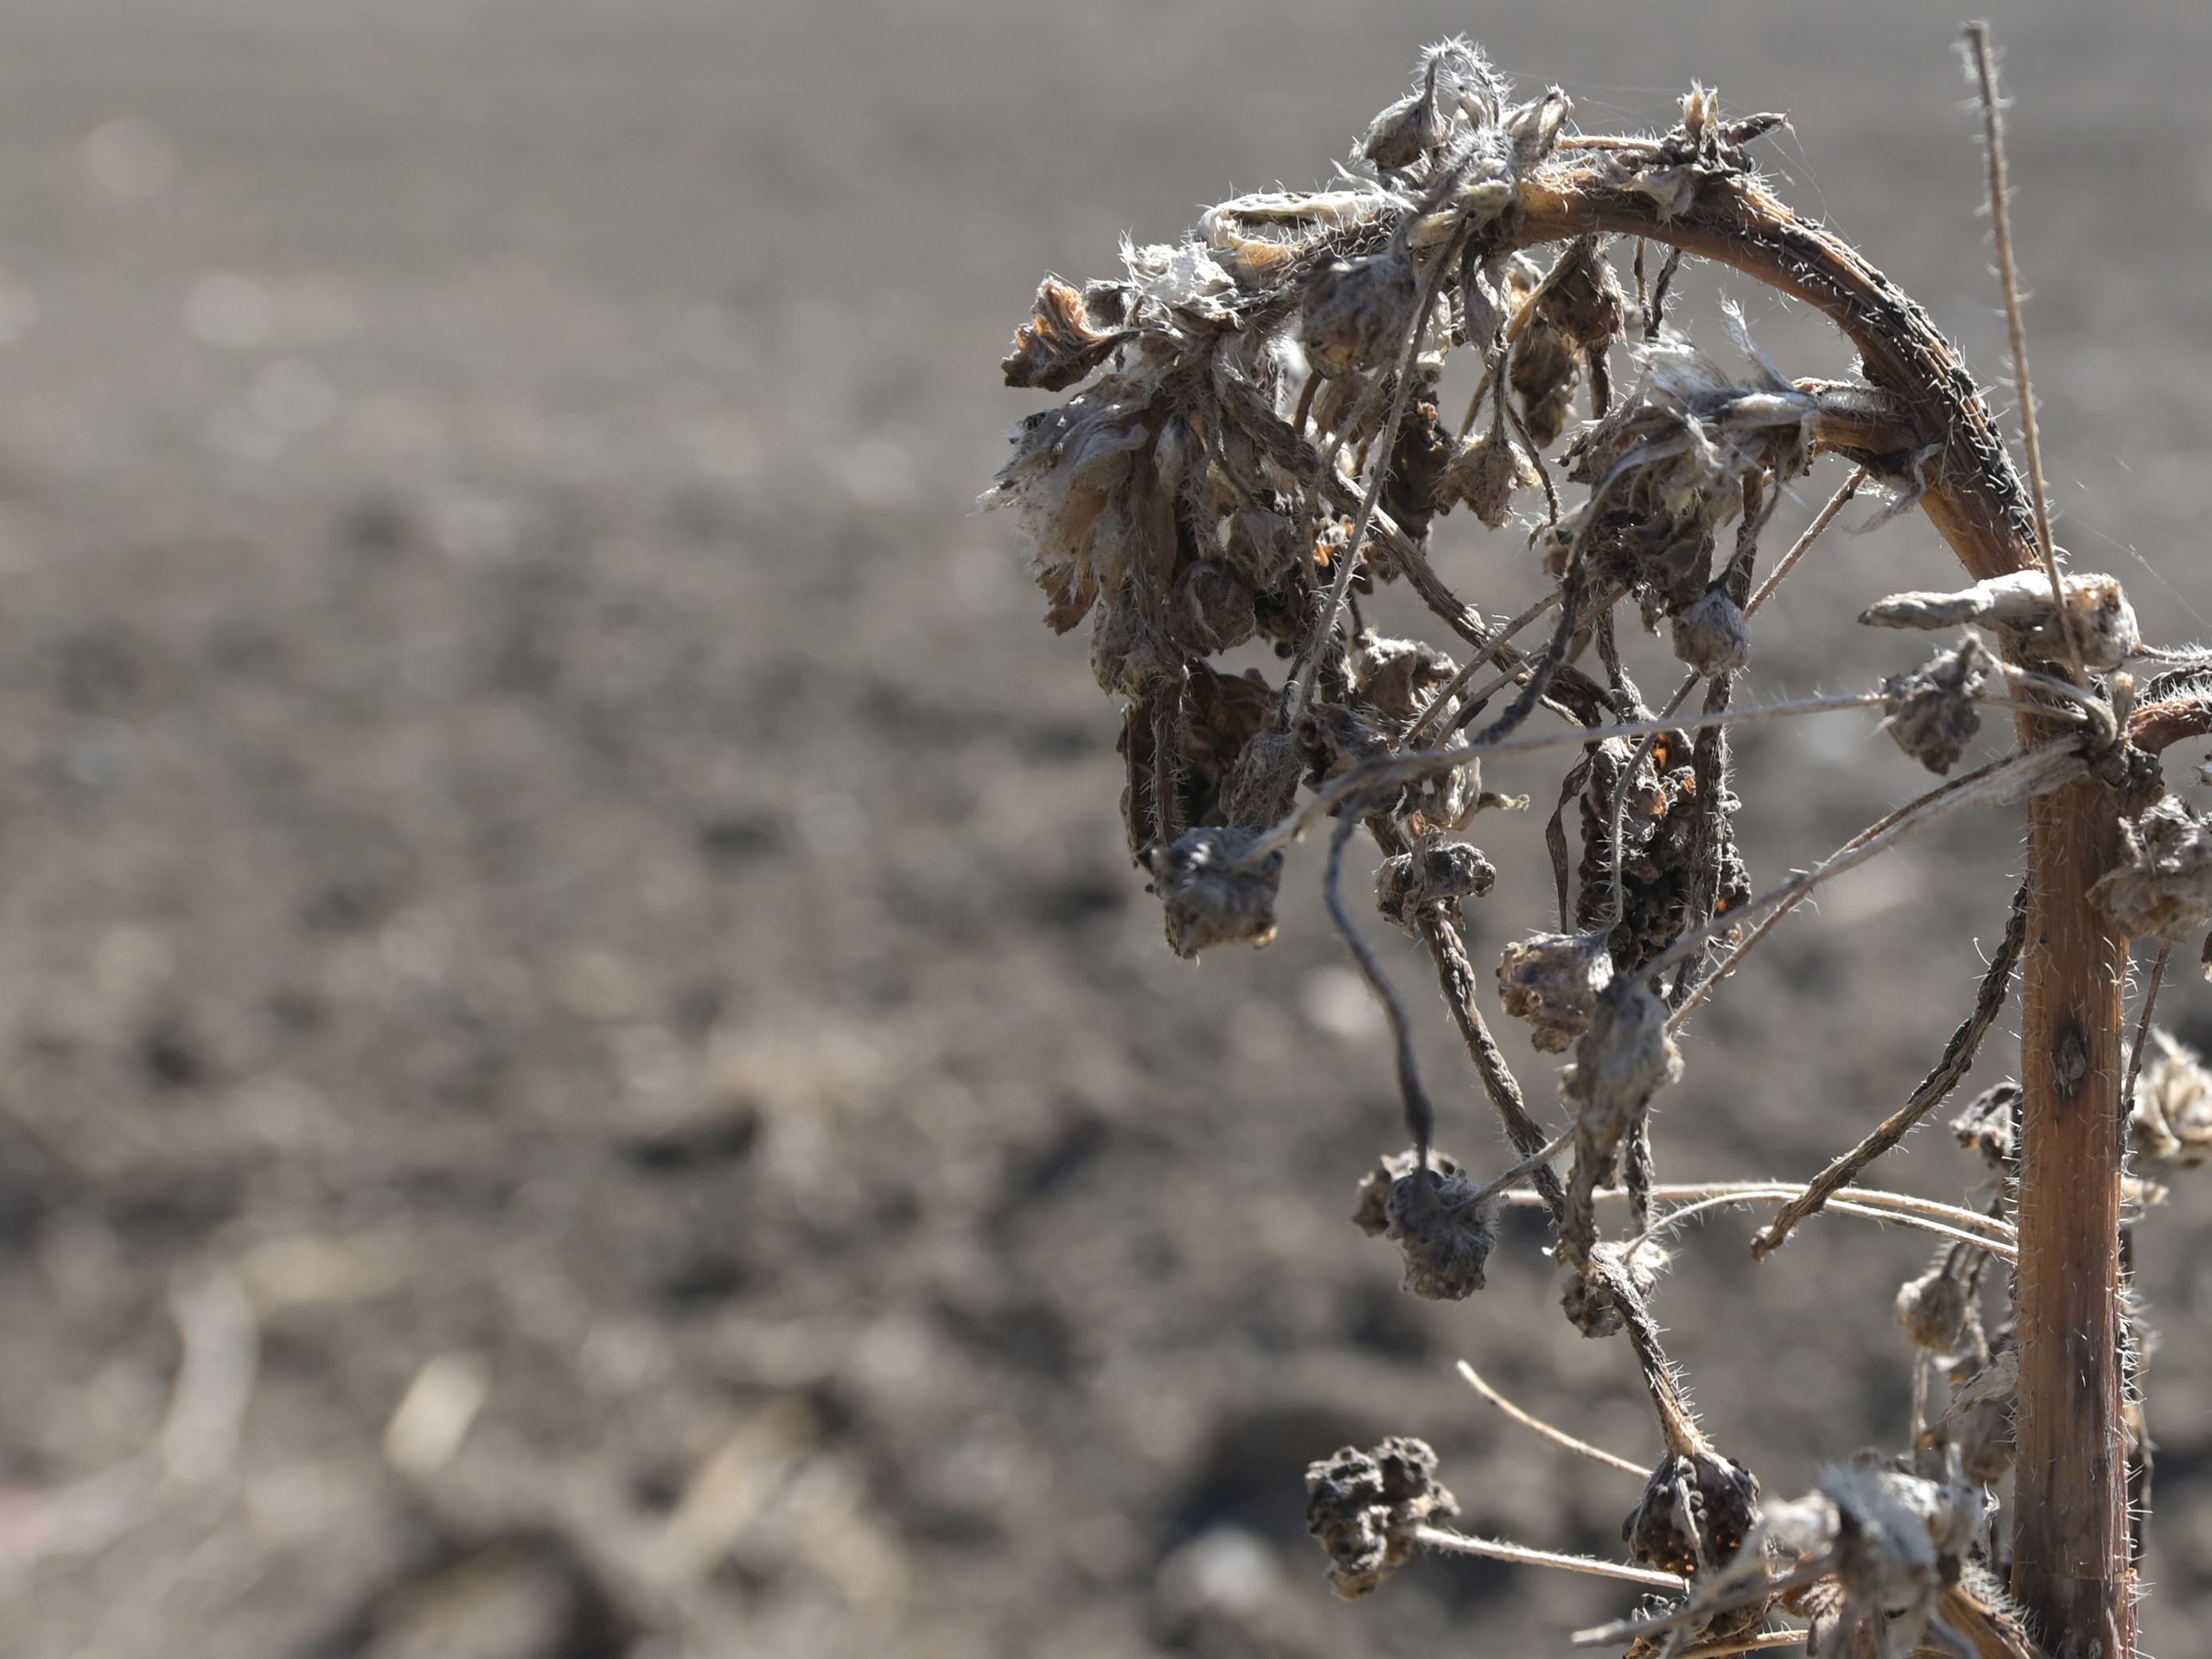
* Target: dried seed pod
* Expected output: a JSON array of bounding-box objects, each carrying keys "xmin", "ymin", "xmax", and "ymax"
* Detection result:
[
  {"xmin": 1147, "ymin": 826, "xmax": 1284, "ymax": 958},
  {"xmin": 1510, "ymin": 314, "xmax": 1581, "ymax": 449},
  {"xmin": 1382, "ymin": 390, "xmax": 1457, "ymax": 541},
  {"xmin": 1351, "ymin": 635, "xmax": 1457, "ymax": 723},
  {"xmin": 1924, "ymin": 1347, "xmax": 2016, "ymax": 1485},
  {"xmin": 1562, "ymin": 977, "xmax": 1684, "ymax": 1154},
  {"xmin": 1223, "ymin": 503, "xmax": 1306, "ymax": 594},
  {"xmin": 1304, "ymin": 1437, "xmax": 1458, "ymax": 1601},
  {"xmin": 1878, "ymin": 637, "xmax": 1990, "ymax": 775},
  {"xmin": 1895, "ymin": 1260, "xmax": 1970, "ymax": 1353},
  {"xmin": 1375, "ymin": 837, "xmax": 1496, "ymax": 932},
  {"xmin": 1622, "ymin": 1446, "xmax": 1760, "ymax": 1578},
  {"xmin": 1380, "ymin": 1155, "xmax": 1498, "ymax": 1300},
  {"xmin": 1301, "ymin": 251, "xmax": 1419, "ymax": 380},
  {"xmin": 1560, "ymin": 1238, "xmax": 1668, "ymax": 1337},
  {"xmin": 1497, "ymin": 931, "xmax": 1614, "ymax": 1053},
  {"xmin": 2130, "ymin": 1028, "xmax": 2212, "ymax": 1168},
  {"xmin": 2093, "ymin": 795, "xmax": 2212, "ymax": 940},
  {"xmin": 1669, "ymin": 585, "xmax": 1751, "ymax": 676},
  {"xmin": 1438, "ymin": 428, "xmax": 1540, "ymax": 529},
  {"xmin": 1810, "ymin": 1455, "xmax": 1984, "ymax": 1654},
  {"xmin": 1219, "ymin": 726, "xmax": 1301, "ymax": 831},
  {"xmin": 1860, "ymin": 568, "xmax": 2140, "ymax": 671},
  {"xmin": 1001, "ymin": 275, "xmax": 1134, "ymax": 392},
  {"xmin": 1361, "ymin": 81, "xmax": 1449, "ymax": 172},
  {"xmin": 1174, "ymin": 560, "xmax": 1256, "ymax": 656},
  {"xmin": 1949, "ymin": 1080, "xmax": 2020, "ymax": 1172}
]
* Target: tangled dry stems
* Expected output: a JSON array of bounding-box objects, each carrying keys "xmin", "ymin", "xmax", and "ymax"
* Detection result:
[{"xmin": 991, "ymin": 28, "xmax": 2210, "ymax": 1658}]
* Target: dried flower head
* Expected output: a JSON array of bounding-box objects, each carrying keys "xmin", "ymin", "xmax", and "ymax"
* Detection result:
[
  {"xmin": 1497, "ymin": 931, "xmax": 1614, "ymax": 1053},
  {"xmin": 1438, "ymin": 427, "xmax": 1539, "ymax": 529},
  {"xmin": 1895, "ymin": 1258, "xmax": 1971, "ymax": 1354},
  {"xmin": 1560, "ymin": 1237, "xmax": 1670, "ymax": 1338},
  {"xmin": 1146, "ymin": 826, "xmax": 1284, "ymax": 958},
  {"xmin": 1375, "ymin": 837, "xmax": 1496, "ymax": 932},
  {"xmin": 1622, "ymin": 1445, "xmax": 1761, "ymax": 1578},
  {"xmin": 1302, "ymin": 250, "xmax": 1419, "ymax": 380},
  {"xmin": 1002, "ymin": 275, "xmax": 1134, "ymax": 392},
  {"xmin": 1562, "ymin": 976, "xmax": 1684, "ymax": 1155},
  {"xmin": 1304, "ymin": 1437, "xmax": 1458, "ymax": 1601},
  {"xmin": 1949, "ymin": 1080, "xmax": 2020, "ymax": 1172},
  {"xmin": 1353, "ymin": 1153, "xmax": 1502, "ymax": 1300},
  {"xmin": 1878, "ymin": 635, "xmax": 1991, "ymax": 774},
  {"xmin": 2093, "ymin": 795, "xmax": 2212, "ymax": 940},
  {"xmin": 1767, "ymin": 1454, "xmax": 1985, "ymax": 1658},
  {"xmin": 1924, "ymin": 1347, "xmax": 2016, "ymax": 1486},
  {"xmin": 1670, "ymin": 584, "xmax": 1752, "ymax": 676},
  {"xmin": 2130, "ymin": 1027, "xmax": 2212, "ymax": 1168}
]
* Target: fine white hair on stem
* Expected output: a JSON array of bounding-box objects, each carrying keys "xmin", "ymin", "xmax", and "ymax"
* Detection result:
[{"xmin": 1408, "ymin": 1525, "xmax": 1686, "ymax": 1589}]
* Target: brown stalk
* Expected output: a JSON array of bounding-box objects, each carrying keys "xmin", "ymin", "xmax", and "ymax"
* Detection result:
[{"xmin": 1465, "ymin": 148, "xmax": 2131, "ymax": 1652}]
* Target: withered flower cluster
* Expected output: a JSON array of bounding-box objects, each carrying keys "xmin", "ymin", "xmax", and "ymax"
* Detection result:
[{"xmin": 992, "ymin": 34, "xmax": 2212, "ymax": 1659}]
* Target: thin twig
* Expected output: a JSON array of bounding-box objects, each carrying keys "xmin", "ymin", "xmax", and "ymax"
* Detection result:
[
  {"xmin": 2125, "ymin": 938, "xmax": 2173, "ymax": 1109},
  {"xmin": 1632, "ymin": 1189, "xmax": 2017, "ymax": 1262},
  {"xmin": 1471, "ymin": 1127, "xmax": 1577, "ymax": 1205},
  {"xmin": 1962, "ymin": 22, "xmax": 2084, "ymax": 687},
  {"xmin": 1659, "ymin": 742, "xmax": 2083, "ymax": 1018},
  {"xmin": 1323, "ymin": 806, "xmax": 1435, "ymax": 1158},
  {"xmin": 1506, "ymin": 1181, "xmax": 2020, "ymax": 1243},
  {"xmin": 1402, "ymin": 589, "xmax": 1562, "ymax": 747},
  {"xmin": 1410, "ymin": 1526, "xmax": 1685, "ymax": 1590},
  {"xmin": 1417, "ymin": 912, "xmax": 1571, "ymax": 1225},
  {"xmin": 1747, "ymin": 877, "xmax": 2029, "ymax": 1260},
  {"xmin": 1746, "ymin": 469, "xmax": 1865, "ymax": 616},
  {"xmin": 1573, "ymin": 1555, "xmax": 1834, "ymax": 1646},
  {"xmin": 1456, "ymin": 1360, "xmax": 1650, "ymax": 1478}
]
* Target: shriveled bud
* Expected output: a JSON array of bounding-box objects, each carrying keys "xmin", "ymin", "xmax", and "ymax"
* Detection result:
[
  {"xmin": 1349, "ymin": 1151, "xmax": 1500, "ymax": 1300},
  {"xmin": 1861, "ymin": 568, "xmax": 2139, "ymax": 671},
  {"xmin": 1561, "ymin": 1238, "xmax": 1668, "ymax": 1337},
  {"xmin": 1925, "ymin": 1348, "xmax": 2016, "ymax": 1485},
  {"xmin": 2093, "ymin": 795, "xmax": 2212, "ymax": 940},
  {"xmin": 1510, "ymin": 314, "xmax": 1581, "ymax": 448},
  {"xmin": 1895, "ymin": 1262, "xmax": 1970, "ymax": 1353},
  {"xmin": 1622, "ymin": 1446, "xmax": 1760, "ymax": 1578},
  {"xmin": 1361, "ymin": 83, "xmax": 1447, "ymax": 171},
  {"xmin": 1219, "ymin": 727, "xmax": 1301, "ymax": 831},
  {"xmin": 1949, "ymin": 1080, "xmax": 2020, "ymax": 1171},
  {"xmin": 1001, "ymin": 275, "xmax": 1134, "ymax": 392},
  {"xmin": 1352, "ymin": 634, "xmax": 1456, "ymax": 722},
  {"xmin": 1301, "ymin": 251, "xmax": 1419, "ymax": 379},
  {"xmin": 2130, "ymin": 1028, "xmax": 2212, "ymax": 1168},
  {"xmin": 1563, "ymin": 977, "xmax": 1684, "ymax": 1149},
  {"xmin": 1438, "ymin": 429, "xmax": 1539, "ymax": 529},
  {"xmin": 1376, "ymin": 838, "xmax": 1495, "ymax": 932},
  {"xmin": 1304, "ymin": 1438, "xmax": 1458, "ymax": 1601},
  {"xmin": 1497, "ymin": 931, "xmax": 1613, "ymax": 1053},
  {"xmin": 1670, "ymin": 586, "xmax": 1751, "ymax": 676},
  {"xmin": 1878, "ymin": 637, "xmax": 1989, "ymax": 774},
  {"xmin": 1147, "ymin": 826, "xmax": 1284, "ymax": 957}
]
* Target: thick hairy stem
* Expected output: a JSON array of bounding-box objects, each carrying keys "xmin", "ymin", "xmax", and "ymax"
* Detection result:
[{"xmin": 1491, "ymin": 156, "xmax": 2129, "ymax": 1650}]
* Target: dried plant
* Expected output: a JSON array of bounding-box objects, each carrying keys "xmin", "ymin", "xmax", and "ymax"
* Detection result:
[{"xmin": 989, "ymin": 25, "xmax": 2211, "ymax": 1657}]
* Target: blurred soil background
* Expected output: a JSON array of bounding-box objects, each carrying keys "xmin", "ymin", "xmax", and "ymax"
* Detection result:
[{"xmin": 0, "ymin": 1, "xmax": 2210, "ymax": 1654}]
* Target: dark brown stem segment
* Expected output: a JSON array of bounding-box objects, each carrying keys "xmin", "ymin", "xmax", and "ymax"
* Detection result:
[{"xmin": 1490, "ymin": 153, "xmax": 2131, "ymax": 1652}]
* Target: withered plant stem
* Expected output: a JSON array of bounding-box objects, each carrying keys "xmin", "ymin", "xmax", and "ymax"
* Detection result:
[
  {"xmin": 1409, "ymin": 1526, "xmax": 1684, "ymax": 1589},
  {"xmin": 1416, "ymin": 911, "xmax": 1570, "ymax": 1225},
  {"xmin": 1323, "ymin": 806, "xmax": 1436, "ymax": 1157},
  {"xmin": 1454, "ymin": 1360, "xmax": 1650, "ymax": 1478},
  {"xmin": 1747, "ymin": 878, "xmax": 2029, "ymax": 1259},
  {"xmin": 2125, "ymin": 939, "xmax": 2171, "ymax": 1109},
  {"xmin": 1961, "ymin": 22, "xmax": 2085, "ymax": 690}
]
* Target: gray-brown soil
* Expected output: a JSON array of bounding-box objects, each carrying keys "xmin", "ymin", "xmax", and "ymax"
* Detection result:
[{"xmin": 2, "ymin": 2, "xmax": 2210, "ymax": 1655}]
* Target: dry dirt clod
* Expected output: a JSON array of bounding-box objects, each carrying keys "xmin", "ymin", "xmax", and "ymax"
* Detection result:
[
  {"xmin": 1146, "ymin": 826, "xmax": 1284, "ymax": 958},
  {"xmin": 1304, "ymin": 1437, "xmax": 1458, "ymax": 1601}
]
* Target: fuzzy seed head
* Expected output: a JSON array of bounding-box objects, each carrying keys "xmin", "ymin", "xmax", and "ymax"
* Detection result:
[
  {"xmin": 1895, "ymin": 1264, "xmax": 1970, "ymax": 1354},
  {"xmin": 1440, "ymin": 429, "xmax": 1540, "ymax": 529},
  {"xmin": 1878, "ymin": 637, "xmax": 1989, "ymax": 776},
  {"xmin": 1375, "ymin": 837, "xmax": 1495, "ymax": 932}
]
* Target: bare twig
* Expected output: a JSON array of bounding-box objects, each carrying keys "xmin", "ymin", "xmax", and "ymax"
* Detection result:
[
  {"xmin": 1411, "ymin": 1525, "xmax": 1684, "ymax": 1590},
  {"xmin": 1456, "ymin": 1360, "xmax": 1651, "ymax": 1479},
  {"xmin": 1747, "ymin": 877, "xmax": 2029, "ymax": 1259},
  {"xmin": 1961, "ymin": 22, "xmax": 2083, "ymax": 687}
]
